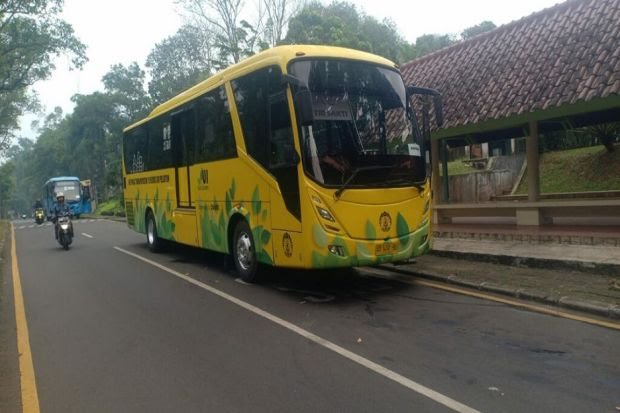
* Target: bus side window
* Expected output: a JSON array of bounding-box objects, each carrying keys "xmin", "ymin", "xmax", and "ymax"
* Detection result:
[
  {"xmin": 196, "ymin": 86, "xmax": 237, "ymax": 163},
  {"xmin": 147, "ymin": 117, "xmax": 173, "ymax": 170},
  {"xmin": 268, "ymin": 92, "xmax": 296, "ymax": 169},
  {"xmin": 232, "ymin": 66, "xmax": 287, "ymax": 170},
  {"xmin": 171, "ymin": 108, "xmax": 196, "ymax": 167},
  {"xmin": 123, "ymin": 125, "xmax": 148, "ymax": 173}
]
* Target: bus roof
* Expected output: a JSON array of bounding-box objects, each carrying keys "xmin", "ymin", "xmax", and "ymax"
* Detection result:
[
  {"xmin": 124, "ymin": 45, "xmax": 397, "ymax": 133},
  {"xmin": 45, "ymin": 176, "xmax": 80, "ymax": 184}
]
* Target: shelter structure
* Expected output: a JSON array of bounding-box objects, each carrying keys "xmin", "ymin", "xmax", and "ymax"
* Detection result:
[{"xmin": 401, "ymin": 0, "xmax": 620, "ymax": 225}]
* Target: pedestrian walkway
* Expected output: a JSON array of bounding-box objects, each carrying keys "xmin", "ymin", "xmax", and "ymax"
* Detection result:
[{"xmin": 385, "ymin": 223, "xmax": 620, "ymax": 320}]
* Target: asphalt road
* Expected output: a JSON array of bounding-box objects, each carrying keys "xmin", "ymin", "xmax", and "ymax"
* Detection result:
[{"xmin": 8, "ymin": 218, "xmax": 620, "ymax": 412}]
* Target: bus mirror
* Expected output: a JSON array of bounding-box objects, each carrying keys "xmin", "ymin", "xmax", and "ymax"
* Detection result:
[{"xmin": 295, "ymin": 89, "xmax": 314, "ymax": 126}]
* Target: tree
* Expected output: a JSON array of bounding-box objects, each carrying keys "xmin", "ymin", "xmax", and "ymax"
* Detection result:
[
  {"xmin": 284, "ymin": 1, "xmax": 413, "ymax": 63},
  {"xmin": 587, "ymin": 122, "xmax": 619, "ymax": 153},
  {"xmin": 414, "ymin": 34, "xmax": 455, "ymax": 57},
  {"xmin": 177, "ymin": 0, "xmax": 263, "ymax": 67},
  {"xmin": 0, "ymin": 0, "xmax": 87, "ymax": 153},
  {"xmin": 461, "ymin": 21, "xmax": 496, "ymax": 40},
  {"xmin": 102, "ymin": 63, "xmax": 151, "ymax": 122},
  {"xmin": 146, "ymin": 25, "xmax": 214, "ymax": 103},
  {"xmin": 263, "ymin": 0, "xmax": 304, "ymax": 46},
  {"xmin": 0, "ymin": 161, "xmax": 15, "ymax": 218}
]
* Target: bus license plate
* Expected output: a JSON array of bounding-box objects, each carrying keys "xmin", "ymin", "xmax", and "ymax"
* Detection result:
[{"xmin": 375, "ymin": 242, "xmax": 398, "ymax": 255}]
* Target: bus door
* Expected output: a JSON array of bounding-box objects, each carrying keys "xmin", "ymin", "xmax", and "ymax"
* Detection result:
[{"xmin": 171, "ymin": 107, "xmax": 199, "ymax": 246}]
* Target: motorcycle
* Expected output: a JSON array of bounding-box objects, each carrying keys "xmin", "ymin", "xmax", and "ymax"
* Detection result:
[
  {"xmin": 55, "ymin": 215, "xmax": 74, "ymax": 250},
  {"xmin": 34, "ymin": 208, "xmax": 45, "ymax": 225}
]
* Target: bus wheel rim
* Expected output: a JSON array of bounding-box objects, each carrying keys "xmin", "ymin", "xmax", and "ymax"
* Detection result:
[
  {"xmin": 236, "ymin": 232, "xmax": 253, "ymax": 270},
  {"xmin": 147, "ymin": 219, "xmax": 155, "ymax": 244}
]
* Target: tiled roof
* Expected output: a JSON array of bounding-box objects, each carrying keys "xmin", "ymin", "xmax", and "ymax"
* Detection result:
[{"xmin": 401, "ymin": 0, "xmax": 620, "ymax": 134}]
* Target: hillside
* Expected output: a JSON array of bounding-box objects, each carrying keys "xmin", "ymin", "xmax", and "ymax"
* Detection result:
[{"xmin": 515, "ymin": 145, "xmax": 620, "ymax": 194}]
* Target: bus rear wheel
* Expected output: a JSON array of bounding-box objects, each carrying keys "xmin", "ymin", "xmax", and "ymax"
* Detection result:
[
  {"xmin": 232, "ymin": 220, "xmax": 258, "ymax": 282},
  {"xmin": 146, "ymin": 212, "xmax": 162, "ymax": 252}
]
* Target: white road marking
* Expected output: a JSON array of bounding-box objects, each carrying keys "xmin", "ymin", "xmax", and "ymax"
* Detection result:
[
  {"xmin": 81, "ymin": 233, "xmax": 93, "ymax": 239},
  {"xmin": 113, "ymin": 246, "xmax": 479, "ymax": 413}
]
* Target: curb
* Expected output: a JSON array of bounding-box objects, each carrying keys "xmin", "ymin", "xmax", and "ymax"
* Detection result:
[
  {"xmin": 381, "ymin": 264, "xmax": 620, "ymax": 320},
  {"xmin": 429, "ymin": 249, "xmax": 620, "ymax": 277},
  {"xmin": 82, "ymin": 215, "xmax": 127, "ymax": 223}
]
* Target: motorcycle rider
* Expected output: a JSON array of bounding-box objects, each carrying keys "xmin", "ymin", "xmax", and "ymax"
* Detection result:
[{"xmin": 53, "ymin": 193, "xmax": 73, "ymax": 240}]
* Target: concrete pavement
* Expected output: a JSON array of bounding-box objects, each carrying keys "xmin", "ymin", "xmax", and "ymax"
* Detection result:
[{"xmin": 386, "ymin": 224, "xmax": 620, "ymax": 319}]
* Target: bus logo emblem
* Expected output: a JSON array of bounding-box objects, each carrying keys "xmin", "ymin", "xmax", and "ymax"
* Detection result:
[
  {"xmin": 379, "ymin": 212, "xmax": 392, "ymax": 232},
  {"xmin": 283, "ymin": 233, "xmax": 293, "ymax": 257}
]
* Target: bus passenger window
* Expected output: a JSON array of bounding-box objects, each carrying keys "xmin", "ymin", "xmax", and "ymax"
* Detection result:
[
  {"xmin": 232, "ymin": 66, "xmax": 285, "ymax": 170},
  {"xmin": 196, "ymin": 86, "xmax": 236, "ymax": 163},
  {"xmin": 269, "ymin": 95, "xmax": 295, "ymax": 169}
]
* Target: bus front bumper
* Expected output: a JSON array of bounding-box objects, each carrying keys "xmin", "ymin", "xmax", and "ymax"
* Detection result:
[{"xmin": 310, "ymin": 221, "xmax": 431, "ymax": 269}]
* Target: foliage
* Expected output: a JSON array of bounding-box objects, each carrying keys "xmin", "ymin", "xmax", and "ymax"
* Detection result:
[
  {"xmin": 263, "ymin": 0, "xmax": 303, "ymax": 46},
  {"xmin": 176, "ymin": 0, "xmax": 266, "ymax": 67},
  {"xmin": 586, "ymin": 122, "xmax": 619, "ymax": 153},
  {"xmin": 284, "ymin": 1, "xmax": 413, "ymax": 63},
  {"xmin": 461, "ymin": 20, "xmax": 496, "ymax": 40},
  {"xmin": 413, "ymin": 34, "xmax": 455, "ymax": 57},
  {"xmin": 146, "ymin": 25, "xmax": 214, "ymax": 103},
  {"xmin": 96, "ymin": 198, "xmax": 124, "ymax": 216},
  {"xmin": 539, "ymin": 123, "xmax": 620, "ymax": 154},
  {"xmin": 0, "ymin": 162, "xmax": 15, "ymax": 218},
  {"xmin": 0, "ymin": 0, "xmax": 87, "ymax": 153},
  {"xmin": 515, "ymin": 145, "xmax": 620, "ymax": 194}
]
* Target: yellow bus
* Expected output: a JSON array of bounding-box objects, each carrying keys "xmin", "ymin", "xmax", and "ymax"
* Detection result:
[{"xmin": 122, "ymin": 45, "xmax": 442, "ymax": 282}]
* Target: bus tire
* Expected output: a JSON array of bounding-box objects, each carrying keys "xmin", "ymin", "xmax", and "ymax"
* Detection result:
[
  {"xmin": 146, "ymin": 212, "xmax": 162, "ymax": 253},
  {"xmin": 232, "ymin": 220, "xmax": 259, "ymax": 282}
]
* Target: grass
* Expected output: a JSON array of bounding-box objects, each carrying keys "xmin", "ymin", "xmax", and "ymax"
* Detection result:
[
  {"xmin": 439, "ymin": 145, "xmax": 620, "ymax": 193},
  {"xmin": 515, "ymin": 145, "xmax": 620, "ymax": 194},
  {"xmin": 96, "ymin": 198, "xmax": 125, "ymax": 216}
]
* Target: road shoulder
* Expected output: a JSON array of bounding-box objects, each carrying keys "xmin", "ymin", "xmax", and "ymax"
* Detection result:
[{"xmin": 0, "ymin": 221, "xmax": 21, "ymax": 412}]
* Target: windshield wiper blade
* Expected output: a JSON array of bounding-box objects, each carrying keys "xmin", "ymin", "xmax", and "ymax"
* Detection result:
[
  {"xmin": 381, "ymin": 177, "xmax": 426, "ymax": 192},
  {"xmin": 334, "ymin": 165, "xmax": 392, "ymax": 200}
]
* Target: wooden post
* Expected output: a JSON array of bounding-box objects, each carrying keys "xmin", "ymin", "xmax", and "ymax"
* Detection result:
[
  {"xmin": 441, "ymin": 141, "xmax": 450, "ymax": 203},
  {"xmin": 431, "ymin": 138, "xmax": 440, "ymax": 204},
  {"xmin": 527, "ymin": 120, "xmax": 540, "ymax": 202},
  {"xmin": 519, "ymin": 120, "xmax": 542, "ymax": 226}
]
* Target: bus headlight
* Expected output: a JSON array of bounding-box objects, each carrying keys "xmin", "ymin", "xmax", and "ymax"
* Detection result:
[
  {"xmin": 328, "ymin": 245, "xmax": 345, "ymax": 256},
  {"xmin": 316, "ymin": 206, "xmax": 335, "ymax": 222}
]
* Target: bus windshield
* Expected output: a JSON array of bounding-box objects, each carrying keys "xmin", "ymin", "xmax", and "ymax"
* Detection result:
[
  {"xmin": 289, "ymin": 59, "xmax": 425, "ymax": 188},
  {"xmin": 54, "ymin": 180, "xmax": 80, "ymax": 201}
]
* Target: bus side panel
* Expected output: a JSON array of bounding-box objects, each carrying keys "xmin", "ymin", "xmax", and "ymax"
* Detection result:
[
  {"xmin": 123, "ymin": 168, "xmax": 176, "ymax": 237},
  {"xmin": 193, "ymin": 158, "xmax": 274, "ymax": 265},
  {"xmin": 271, "ymin": 229, "xmax": 304, "ymax": 267}
]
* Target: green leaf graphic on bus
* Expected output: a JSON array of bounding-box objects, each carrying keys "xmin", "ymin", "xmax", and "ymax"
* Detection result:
[
  {"xmin": 251, "ymin": 186, "xmax": 261, "ymax": 215},
  {"xmin": 199, "ymin": 198, "xmax": 225, "ymax": 252},
  {"xmin": 155, "ymin": 192, "xmax": 175, "ymax": 240},
  {"xmin": 312, "ymin": 224, "xmax": 328, "ymax": 248},
  {"xmin": 396, "ymin": 212, "xmax": 410, "ymax": 247},
  {"xmin": 230, "ymin": 178, "xmax": 236, "ymax": 199},
  {"xmin": 365, "ymin": 220, "xmax": 377, "ymax": 240}
]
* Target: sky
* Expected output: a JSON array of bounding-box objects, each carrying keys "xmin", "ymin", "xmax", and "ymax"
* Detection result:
[{"xmin": 18, "ymin": 0, "xmax": 563, "ymax": 139}]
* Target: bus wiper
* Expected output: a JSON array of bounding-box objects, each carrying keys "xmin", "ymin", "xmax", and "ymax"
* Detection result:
[
  {"xmin": 381, "ymin": 177, "xmax": 426, "ymax": 193},
  {"xmin": 334, "ymin": 165, "xmax": 393, "ymax": 200}
]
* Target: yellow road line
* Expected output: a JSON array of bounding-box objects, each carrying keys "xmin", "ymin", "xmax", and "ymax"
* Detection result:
[
  {"xmin": 412, "ymin": 278, "xmax": 620, "ymax": 331},
  {"xmin": 11, "ymin": 224, "xmax": 41, "ymax": 413}
]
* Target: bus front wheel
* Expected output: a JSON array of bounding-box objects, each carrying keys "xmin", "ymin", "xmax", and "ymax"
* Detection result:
[
  {"xmin": 232, "ymin": 220, "xmax": 258, "ymax": 282},
  {"xmin": 146, "ymin": 212, "xmax": 162, "ymax": 252}
]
